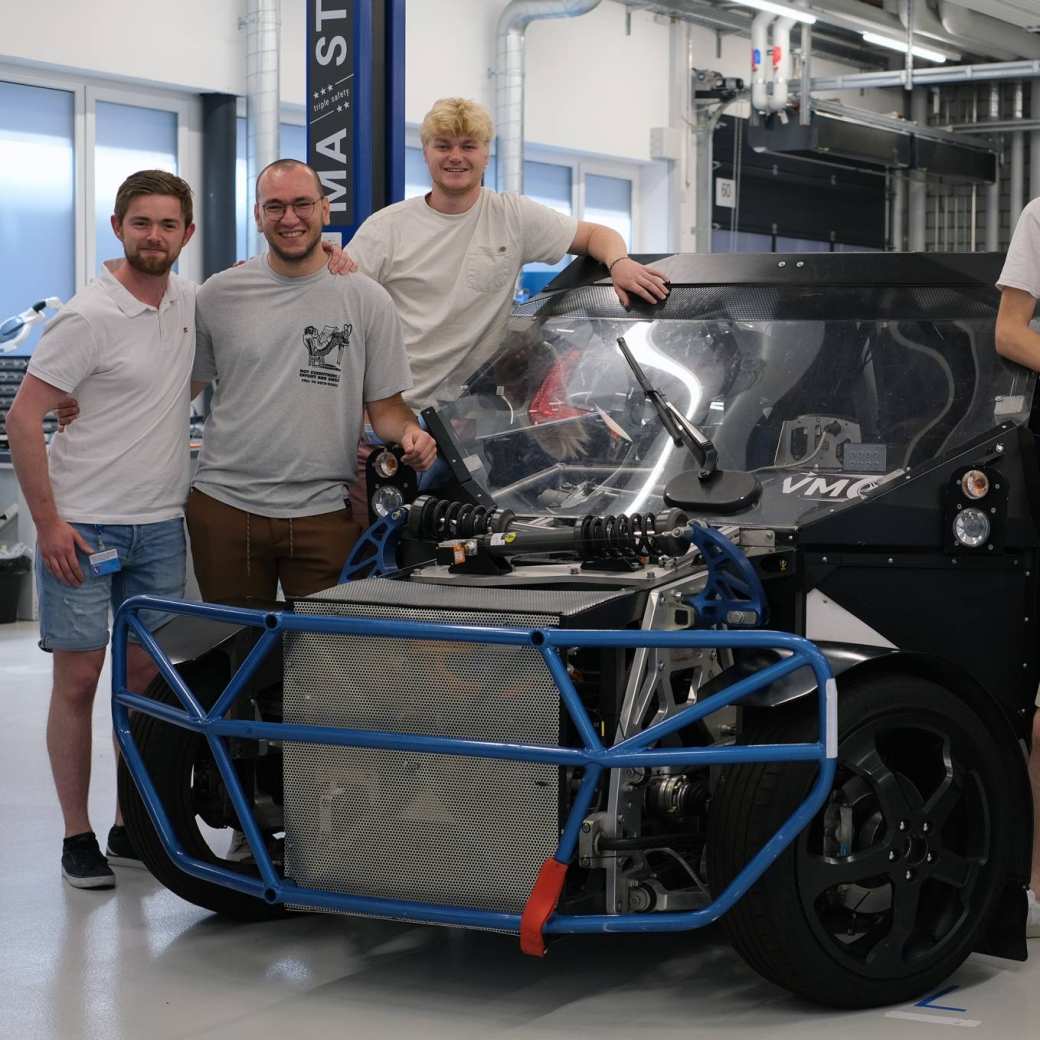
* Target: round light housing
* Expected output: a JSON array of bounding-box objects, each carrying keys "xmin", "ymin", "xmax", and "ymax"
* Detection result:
[
  {"xmin": 371, "ymin": 484, "xmax": 404, "ymax": 518},
  {"xmin": 952, "ymin": 507, "xmax": 990, "ymax": 548},
  {"xmin": 372, "ymin": 450, "xmax": 399, "ymax": 479},
  {"xmin": 960, "ymin": 469, "xmax": 989, "ymax": 500}
]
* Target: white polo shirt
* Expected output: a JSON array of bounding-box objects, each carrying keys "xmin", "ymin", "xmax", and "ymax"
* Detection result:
[{"xmin": 27, "ymin": 266, "xmax": 196, "ymax": 525}]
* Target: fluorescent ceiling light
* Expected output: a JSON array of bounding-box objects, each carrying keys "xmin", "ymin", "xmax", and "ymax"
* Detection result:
[
  {"xmin": 861, "ymin": 31, "xmax": 948, "ymax": 63},
  {"xmin": 730, "ymin": 0, "xmax": 817, "ymax": 25}
]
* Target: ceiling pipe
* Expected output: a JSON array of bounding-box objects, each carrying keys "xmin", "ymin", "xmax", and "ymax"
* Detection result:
[
  {"xmin": 768, "ymin": 16, "xmax": 799, "ymax": 113},
  {"xmin": 894, "ymin": 0, "xmax": 1013, "ymax": 58},
  {"xmin": 751, "ymin": 11, "xmax": 776, "ymax": 114},
  {"xmin": 938, "ymin": 2, "xmax": 1040, "ymax": 61},
  {"xmin": 625, "ymin": 1, "xmax": 922, "ymax": 69},
  {"xmin": 891, "ymin": 172, "xmax": 906, "ymax": 251},
  {"xmin": 244, "ymin": 0, "xmax": 280, "ymax": 258},
  {"xmin": 1010, "ymin": 81, "xmax": 1025, "ymax": 229},
  {"xmin": 495, "ymin": 0, "xmax": 601, "ymax": 196},
  {"xmin": 811, "ymin": 58, "xmax": 1040, "ymax": 91},
  {"xmin": 908, "ymin": 88, "xmax": 928, "ymax": 251},
  {"xmin": 806, "ymin": 0, "xmax": 962, "ymax": 61},
  {"xmin": 810, "ymin": 0, "xmax": 914, "ymax": 35},
  {"xmin": 985, "ymin": 83, "xmax": 1001, "ymax": 251}
]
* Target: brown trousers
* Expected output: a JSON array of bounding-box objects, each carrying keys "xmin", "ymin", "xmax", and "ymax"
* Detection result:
[{"xmin": 186, "ymin": 489, "xmax": 361, "ymax": 605}]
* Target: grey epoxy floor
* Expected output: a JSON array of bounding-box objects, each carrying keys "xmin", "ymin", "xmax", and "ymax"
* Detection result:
[{"xmin": 3, "ymin": 619, "xmax": 1040, "ymax": 1040}]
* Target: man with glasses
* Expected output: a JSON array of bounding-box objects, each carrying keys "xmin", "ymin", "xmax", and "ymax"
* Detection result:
[{"xmin": 185, "ymin": 159, "xmax": 436, "ymax": 606}]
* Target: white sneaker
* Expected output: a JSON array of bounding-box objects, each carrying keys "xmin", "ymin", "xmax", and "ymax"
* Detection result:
[
  {"xmin": 225, "ymin": 830, "xmax": 253, "ymax": 863},
  {"xmin": 1028, "ymin": 889, "xmax": 1040, "ymax": 940}
]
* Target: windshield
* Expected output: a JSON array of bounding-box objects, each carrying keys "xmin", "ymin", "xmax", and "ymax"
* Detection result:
[{"xmin": 437, "ymin": 313, "xmax": 1035, "ymax": 526}]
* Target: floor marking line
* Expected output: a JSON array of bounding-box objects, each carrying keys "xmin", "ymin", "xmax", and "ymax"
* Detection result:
[
  {"xmin": 916, "ymin": 984, "xmax": 967, "ymax": 1012},
  {"xmin": 884, "ymin": 1011, "xmax": 981, "ymax": 1028}
]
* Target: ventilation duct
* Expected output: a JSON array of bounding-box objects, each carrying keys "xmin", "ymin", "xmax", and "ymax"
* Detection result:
[
  {"xmin": 244, "ymin": 0, "xmax": 280, "ymax": 257},
  {"xmin": 938, "ymin": 1, "xmax": 1040, "ymax": 59},
  {"xmin": 892, "ymin": 0, "xmax": 1040, "ymax": 59},
  {"xmin": 495, "ymin": 0, "xmax": 602, "ymax": 196},
  {"xmin": 750, "ymin": 12, "xmax": 774, "ymax": 113},
  {"xmin": 807, "ymin": 0, "xmax": 961, "ymax": 59},
  {"xmin": 750, "ymin": 11, "xmax": 798, "ymax": 115},
  {"xmin": 769, "ymin": 16, "xmax": 798, "ymax": 113}
]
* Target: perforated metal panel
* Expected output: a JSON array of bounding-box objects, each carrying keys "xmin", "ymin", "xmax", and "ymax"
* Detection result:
[{"xmin": 283, "ymin": 581, "xmax": 574, "ymax": 915}]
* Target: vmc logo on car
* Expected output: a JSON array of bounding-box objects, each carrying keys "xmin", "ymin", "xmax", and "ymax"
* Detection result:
[{"xmin": 780, "ymin": 473, "xmax": 884, "ymax": 501}]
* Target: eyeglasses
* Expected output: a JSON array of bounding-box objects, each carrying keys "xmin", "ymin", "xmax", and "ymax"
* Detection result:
[{"xmin": 260, "ymin": 197, "xmax": 321, "ymax": 220}]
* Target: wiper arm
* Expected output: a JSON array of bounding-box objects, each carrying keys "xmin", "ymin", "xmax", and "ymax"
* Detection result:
[
  {"xmin": 615, "ymin": 336, "xmax": 761, "ymax": 516},
  {"xmin": 616, "ymin": 335, "xmax": 717, "ymax": 478}
]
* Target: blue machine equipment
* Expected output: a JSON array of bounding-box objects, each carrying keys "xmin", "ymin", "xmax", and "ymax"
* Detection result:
[{"xmin": 113, "ymin": 522, "xmax": 835, "ymax": 951}]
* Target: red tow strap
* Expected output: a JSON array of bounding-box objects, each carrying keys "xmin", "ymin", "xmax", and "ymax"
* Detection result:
[{"xmin": 520, "ymin": 857, "xmax": 569, "ymax": 957}]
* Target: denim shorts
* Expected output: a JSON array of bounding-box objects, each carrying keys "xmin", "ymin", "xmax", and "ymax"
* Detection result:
[{"xmin": 37, "ymin": 518, "xmax": 186, "ymax": 652}]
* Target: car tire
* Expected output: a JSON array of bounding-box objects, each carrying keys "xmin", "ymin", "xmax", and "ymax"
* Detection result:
[
  {"xmin": 707, "ymin": 672, "xmax": 1010, "ymax": 1008},
  {"xmin": 118, "ymin": 663, "xmax": 289, "ymax": 922}
]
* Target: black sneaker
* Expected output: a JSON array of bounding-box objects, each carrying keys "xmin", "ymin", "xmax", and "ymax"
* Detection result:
[
  {"xmin": 61, "ymin": 832, "xmax": 116, "ymax": 889},
  {"xmin": 105, "ymin": 825, "xmax": 144, "ymax": 869}
]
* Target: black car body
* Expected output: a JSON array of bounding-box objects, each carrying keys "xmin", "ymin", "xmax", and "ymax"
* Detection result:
[{"xmin": 116, "ymin": 251, "xmax": 1036, "ymax": 1008}]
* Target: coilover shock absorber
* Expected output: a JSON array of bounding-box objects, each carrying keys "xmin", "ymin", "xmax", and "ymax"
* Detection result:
[
  {"xmin": 576, "ymin": 509, "xmax": 691, "ymax": 561},
  {"xmin": 408, "ymin": 497, "xmax": 691, "ymax": 564},
  {"xmin": 406, "ymin": 494, "xmax": 515, "ymax": 541}
]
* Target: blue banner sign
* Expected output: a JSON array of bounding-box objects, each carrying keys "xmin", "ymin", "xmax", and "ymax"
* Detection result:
[{"xmin": 308, "ymin": 1, "xmax": 356, "ymax": 227}]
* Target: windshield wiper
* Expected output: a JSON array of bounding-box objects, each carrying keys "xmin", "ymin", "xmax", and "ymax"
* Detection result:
[
  {"xmin": 616, "ymin": 336, "xmax": 762, "ymax": 515},
  {"xmin": 617, "ymin": 335, "xmax": 718, "ymax": 479}
]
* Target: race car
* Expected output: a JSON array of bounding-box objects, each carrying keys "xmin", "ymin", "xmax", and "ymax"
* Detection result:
[{"xmin": 114, "ymin": 250, "xmax": 1035, "ymax": 1008}]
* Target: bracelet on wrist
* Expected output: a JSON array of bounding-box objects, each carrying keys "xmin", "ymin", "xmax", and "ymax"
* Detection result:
[{"xmin": 607, "ymin": 255, "xmax": 629, "ymax": 273}]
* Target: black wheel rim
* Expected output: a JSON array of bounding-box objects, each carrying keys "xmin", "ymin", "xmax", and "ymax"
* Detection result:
[{"xmin": 795, "ymin": 710, "xmax": 992, "ymax": 979}]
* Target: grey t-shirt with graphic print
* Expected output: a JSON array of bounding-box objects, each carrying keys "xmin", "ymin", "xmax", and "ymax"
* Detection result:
[{"xmin": 192, "ymin": 255, "xmax": 412, "ymax": 518}]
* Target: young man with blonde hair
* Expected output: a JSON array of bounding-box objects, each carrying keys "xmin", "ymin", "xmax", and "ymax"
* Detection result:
[
  {"xmin": 342, "ymin": 97, "xmax": 670, "ymax": 411},
  {"xmin": 7, "ymin": 170, "xmax": 197, "ymax": 889}
]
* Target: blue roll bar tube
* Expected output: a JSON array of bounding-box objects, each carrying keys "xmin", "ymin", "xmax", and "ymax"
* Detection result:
[{"xmin": 113, "ymin": 597, "xmax": 837, "ymax": 934}]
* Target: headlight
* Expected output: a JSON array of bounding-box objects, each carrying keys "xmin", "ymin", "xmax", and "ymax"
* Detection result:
[
  {"xmin": 952, "ymin": 507, "xmax": 990, "ymax": 548},
  {"xmin": 960, "ymin": 469, "xmax": 989, "ymax": 500},
  {"xmin": 371, "ymin": 484, "xmax": 405, "ymax": 518},
  {"xmin": 372, "ymin": 449, "xmax": 399, "ymax": 479}
]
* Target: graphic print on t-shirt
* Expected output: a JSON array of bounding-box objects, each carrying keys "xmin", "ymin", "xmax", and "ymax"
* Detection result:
[{"xmin": 300, "ymin": 323, "xmax": 351, "ymax": 387}]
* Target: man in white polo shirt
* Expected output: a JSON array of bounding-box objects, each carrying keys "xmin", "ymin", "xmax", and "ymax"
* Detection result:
[
  {"xmin": 995, "ymin": 196, "xmax": 1040, "ymax": 938},
  {"xmin": 7, "ymin": 170, "xmax": 196, "ymax": 891}
]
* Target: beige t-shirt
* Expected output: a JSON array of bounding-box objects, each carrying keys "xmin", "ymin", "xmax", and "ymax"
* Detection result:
[
  {"xmin": 27, "ymin": 267, "xmax": 196, "ymax": 525},
  {"xmin": 191, "ymin": 257, "xmax": 410, "ymax": 517},
  {"xmin": 347, "ymin": 188, "xmax": 577, "ymax": 409},
  {"xmin": 998, "ymin": 197, "xmax": 1040, "ymax": 299}
]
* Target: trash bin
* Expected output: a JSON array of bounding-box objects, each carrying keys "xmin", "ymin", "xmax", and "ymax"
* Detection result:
[{"xmin": 0, "ymin": 543, "xmax": 32, "ymax": 623}]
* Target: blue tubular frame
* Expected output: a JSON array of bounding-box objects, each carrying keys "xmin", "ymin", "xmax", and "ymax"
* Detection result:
[
  {"xmin": 113, "ymin": 599, "xmax": 836, "ymax": 935},
  {"xmin": 338, "ymin": 508, "xmax": 407, "ymax": 581}
]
